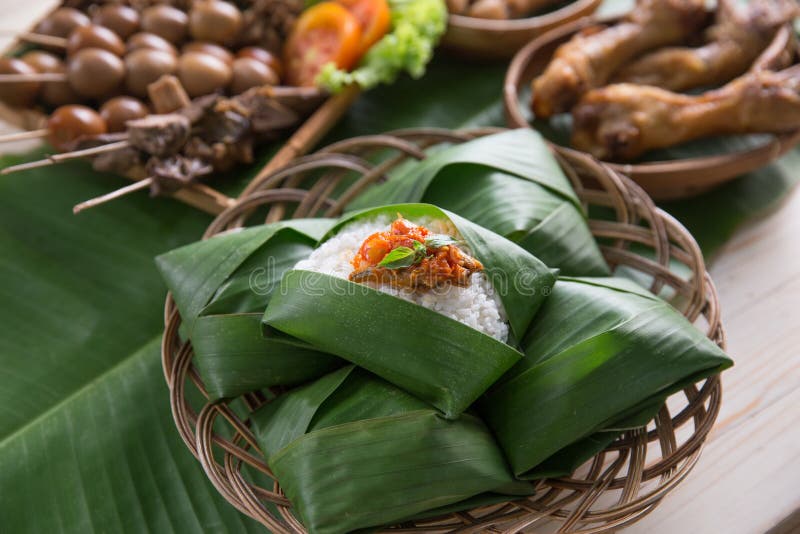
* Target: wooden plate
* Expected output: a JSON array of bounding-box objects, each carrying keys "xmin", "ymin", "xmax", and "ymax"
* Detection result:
[
  {"xmin": 441, "ymin": 0, "xmax": 601, "ymax": 60},
  {"xmin": 503, "ymin": 15, "xmax": 800, "ymax": 200}
]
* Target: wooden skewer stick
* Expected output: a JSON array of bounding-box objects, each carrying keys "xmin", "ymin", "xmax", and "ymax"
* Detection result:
[
  {"xmin": 73, "ymin": 177, "xmax": 152, "ymax": 214},
  {"xmin": 0, "ymin": 73, "xmax": 67, "ymax": 82},
  {"xmin": 19, "ymin": 32, "xmax": 68, "ymax": 48},
  {"xmin": 0, "ymin": 158, "xmax": 56, "ymax": 174},
  {"xmin": 73, "ymin": 177, "xmax": 236, "ymax": 215},
  {"xmin": 1, "ymin": 140, "xmax": 130, "ymax": 175},
  {"xmin": 50, "ymin": 140, "xmax": 130, "ymax": 162},
  {"xmin": 0, "ymin": 30, "xmax": 68, "ymax": 48},
  {"xmin": 235, "ymin": 84, "xmax": 361, "ymax": 224},
  {"xmin": 0, "ymin": 129, "xmax": 48, "ymax": 143},
  {"xmin": 239, "ymin": 84, "xmax": 362, "ymax": 198}
]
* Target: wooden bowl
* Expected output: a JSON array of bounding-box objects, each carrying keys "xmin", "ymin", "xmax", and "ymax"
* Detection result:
[
  {"xmin": 163, "ymin": 126, "xmax": 726, "ymax": 533},
  {"xmin": 441, "ymin": 0, "xmax": 601, "ymax": 60},
  {"xmin": 503, "ymin": 15, "xmax": 800, "ymax": 200}
]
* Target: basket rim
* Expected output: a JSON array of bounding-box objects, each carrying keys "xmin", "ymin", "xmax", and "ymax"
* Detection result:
[
  {"xmin": 447, "ymin": 0, "xmax": 602, "ymax": 31},
  {"xmin": 161, "ymin": 126, "xmax": 726, "ymax": 534}
]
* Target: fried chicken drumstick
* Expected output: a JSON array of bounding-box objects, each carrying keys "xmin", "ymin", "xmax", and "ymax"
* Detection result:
[
  {"xmin": 531, "ymin": 0, "xmax": 709, "ymax": 118},
  {"xmin": 613, "ymin": 0, "xmax": 799, "ymax": 92},
  {"xmin": 572, "ymin": 66, "xmax": 800, "ymax": 161}
]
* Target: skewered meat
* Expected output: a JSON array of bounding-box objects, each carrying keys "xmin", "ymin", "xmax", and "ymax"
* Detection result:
[
  {"xmin": 146, "ymin": 155, "xmax": 212, "ymax": 194},
  {"xmin": 197, "ymin": 109, "xmax": 251, "ymax": 143},
  {"xmin": 613, "ymin": 0, "xmax": 799, "ymax": 92},
  {"xmin": 126, "ymin": 113, "xmax": 191, "ymax": 156},
  {"xmin": 531, "ymin": 0, "xmax": 709, "ymax": 118},
  {"xmin": 92, "ymin": 145, "xmax": 144, "ymax": 176},
  {"xmin": 184, "ymin": 135, "xmax": 254, "ymax": 172},
  {"xmin": 240, "ymin": 0, "xmax": 303, "ymax": 53},
  {"xmin": 571, "ymin": 66, "xmax": 800, "ymax": 161},
  {"xmin": 221, "ymin": 86, "xmax": 299, "ymax": 132}
]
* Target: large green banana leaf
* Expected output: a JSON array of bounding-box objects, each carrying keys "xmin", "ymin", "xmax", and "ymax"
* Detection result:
[
  {"xmin": 478, "ymin": 276, "xmax": 733, "ymax": 477},
  {"xmin": 348, "ymin": 129, "xmax": 609, "ymax": 276},
  {"xmin": 252, "ymin": 366, "xmax": 530, "ymax": 534},
  {"xmin": 0, "ymin": 157, "xmax": 266, "ymax": 531},
  {"xmin": 0, "ymin": 0, "xmax": 792, "ymax": 529},
  {"xmin": 263, "ymin": 203, "xmax": 555, "ymax": 417},
  {"xmin": 156, "ymin": 220, "xmax": 343, "ymax": 399}
]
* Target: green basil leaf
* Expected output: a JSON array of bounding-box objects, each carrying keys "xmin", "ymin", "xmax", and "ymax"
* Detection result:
[
  {"xmin": 425, "ymin": 234, "xmax": 460, "ymax": 248},
  {"xmin": 377, "ymin": 246, "xmax": 415, "ymax": 268},
  {"xmin": 377, "ymin": 240, "xmax": 426, "ymax": 269}
]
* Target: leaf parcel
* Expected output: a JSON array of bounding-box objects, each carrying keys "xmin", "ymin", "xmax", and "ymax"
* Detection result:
[
  {"xmin": 348, "ymin": 129, "xmax": 608, "ymax": 276},
  {"xmin": 263, "ymin": 203, "xmax": 556, "ymax": 417},
  {"xmin": 156, "ymin": 220, "xmax": 342, "ymax": 399},
  {"xmin": 478, "ymin": 276, "xmax": 734, "ymax": 478},
  {"xmin": 252, "ymin": 366, "xmax": 531, "ymax": 534}
]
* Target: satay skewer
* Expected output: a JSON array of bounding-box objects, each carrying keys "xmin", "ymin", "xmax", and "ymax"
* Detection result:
[
  {"xmin": 50, "ymin": 140, "xmax": 130, "ymax": 162},
  {"xmin": 73, "ymin": 177, "xmax": 152, "ymax": 214},
  {"xmin": 0, "ymin": 140, "xmax": 131, "ymax": 175},
  {"xmin": 73, "ymin": 176, "xmax": 234, "ymax": 214},
  {"xmin": 17, "ymin": 32, "xmax": 69, "ymax": 48},
  {"xmin": 0, "ymin": 30, "xmax": 69, "ymax": 48},
  {"xmin": 0, "ymin": 129, "xmax": 49, "ymax": 143},
  {"xmin": 0, "ymin": 72, "xmax": 69, "ymax": 82}
]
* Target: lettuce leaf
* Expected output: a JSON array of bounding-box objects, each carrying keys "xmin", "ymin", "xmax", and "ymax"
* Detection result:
[{"xmin": 316, "ymin": 0, "xmax": 447, "ymax": 91}]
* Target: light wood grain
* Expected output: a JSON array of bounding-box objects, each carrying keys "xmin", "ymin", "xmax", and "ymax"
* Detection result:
[{"xmin": 627, "ymin": 186, "xmax": 800, "ymax": 534}]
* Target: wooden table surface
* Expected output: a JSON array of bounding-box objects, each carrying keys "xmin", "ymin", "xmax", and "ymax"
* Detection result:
[
  {"xmin": 2, "ymin": 1, "xmax": 799, "ymax": 533},
  {"xmin": 628, "ymin": 185, "xmax": 800, "ymax": 534}
]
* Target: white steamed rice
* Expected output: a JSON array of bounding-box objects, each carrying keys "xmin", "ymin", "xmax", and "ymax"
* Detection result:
[{"xmin": 294, "ymin": 215, "xmax": 509, "ymax": 342}]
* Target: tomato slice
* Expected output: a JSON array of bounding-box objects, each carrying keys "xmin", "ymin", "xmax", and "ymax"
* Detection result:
[
  {"xmin": 284, "ymin": 2, "xmax": 362, "ymax": 87},
  {"xmin": 336, "ymin": 0, "xmax": 391, "ymax": 57}
]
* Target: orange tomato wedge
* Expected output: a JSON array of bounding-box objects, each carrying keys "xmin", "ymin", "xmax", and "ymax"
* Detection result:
[
  {"xmin": 284, "ymin": 2, "xmax": 362, "ymax": 87},
  {"xmin": 336, "ymin": 0, "xmax": 392, "ymax": 57}
]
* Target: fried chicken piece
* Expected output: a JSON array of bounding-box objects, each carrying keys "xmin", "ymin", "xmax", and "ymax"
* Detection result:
[
  {"xmin": 613, "ymin": 0, "xmax": 799, "ymax": 92},
  {"xmin": 531, "ymin": 0, "xmax": 709, "ymax": 118},
  {"xmin": 571, "ymin": 66, "xmax": 800, "ymax": 161}
]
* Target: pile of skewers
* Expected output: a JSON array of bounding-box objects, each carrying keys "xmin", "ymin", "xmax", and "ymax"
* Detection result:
[
  {"xmin": 0, "ymin": 0, "xmax": 395, "ymax": 214},
  {"xmin": 529, "ymin": 0, "xmax": 800, "ymax": 161}
]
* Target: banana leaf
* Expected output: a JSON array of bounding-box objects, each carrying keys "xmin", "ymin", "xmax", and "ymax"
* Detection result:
[
  {"xmin": 348, "ymin": 130, "xmax": 608, "ymax": 276},
  {"xmin": 478, "ymin": 276, "xmax": 733, "ymax": 478},
  {"xmin": 252, "ymin": 366, "xmax": 530, "ymax": 534},
  {"xmin": 155, "ymin": 220, "xmax": 342, "ymax": 399},
  {"xmin": 263, "ymin": 203, "xmax": 556, "ymax": 417}
]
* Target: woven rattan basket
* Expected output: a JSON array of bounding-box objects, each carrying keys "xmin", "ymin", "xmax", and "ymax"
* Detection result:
[{"xmin": 161, "ymin": 127, "xmax": 725, "ymax": 533}]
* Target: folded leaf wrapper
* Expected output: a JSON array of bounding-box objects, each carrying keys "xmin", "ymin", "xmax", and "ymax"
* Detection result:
[
  {"xmin": 263, "ymin": 204, "xmax": 556, "ymax": 417},
  {"xmin": 349, "ymin": 129, "xmax": 608, "ymax": 277},
  {"xmin": 252, "ymin": 366, "xmax": 530, "ymax": 534},
  {"xmin": 156, "ymin": 220, "xmax": 342, "ymax": 399},
  {"xmin": 478, "ymin": 277, "xmax": 733, "ymax": 478}
]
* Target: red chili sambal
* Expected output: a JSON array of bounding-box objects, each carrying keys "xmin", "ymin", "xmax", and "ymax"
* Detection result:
[{"xmin": 349, "ymin": 215, "xmax": 483, "ymax": 290}]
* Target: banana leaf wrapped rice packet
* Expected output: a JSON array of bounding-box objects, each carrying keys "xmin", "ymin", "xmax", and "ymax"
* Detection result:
[
  {"xmin": 349, "ymin": 129, "xmax": 608, "ymax": 276},
  {"xmin": 263, "ymin": 203, "xmax": 556, "ymax": 418},
  {"xmin": 478, "ymin": 276, "xmax": 734, "ymax": 478},
  {"xmin": 155, "ymin": 202, "xmax": 733, "ymax": 533},
  {"xmin": 252, "ymin": 365, "xmax": 532, "ymax": 534},
  {"xmin": 156, "ymin": 220, "xmax": 342, "ymax": 399}
]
